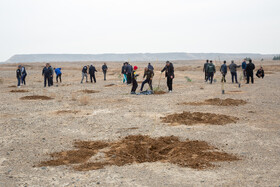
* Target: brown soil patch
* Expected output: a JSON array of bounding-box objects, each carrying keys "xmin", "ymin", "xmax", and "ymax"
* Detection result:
[
  {"xmin": 55, "ymin": 110, "xmax": 80, "ymax": 115},
  {"xmin": 182, "ymin": 98, "xmax": 247, "ymax": 106},
  {"xmin": 8, "ymin": 85, "xmax": 16, "ymax": 88},
  {"xmin": 154, "ymin": 90, "xmax": 166, "ymax": 95},
  {"xmin": 10, "ymin": 89, "xmax": 29, "ymax": 93},
  {"xmin": 80, "ymin": 89, "xmax": 100, "ymax": 94},
  {"xmin": 20, "ymin": 95, "xmax": 53, "ymax": 100},
  {"xmin": 38, "ymin": 135, "xmax": 238, "ymax": 171},
  {"xmin": 227, "ymin": 90, "xmax": 244, "ymax": 94},
  {"xmin": 104, "ymin": 84, "xmax": 116, "ymax": 87},
  {"xmin": 161, "ymin": 111, "xmax": 238, "ymax": 126}
]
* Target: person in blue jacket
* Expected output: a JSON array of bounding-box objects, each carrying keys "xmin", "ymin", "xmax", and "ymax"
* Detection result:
[
  {"xmin": 242, "ymin": 59, "xmax": 247, "ymax": 80},
  {"xmin": 54, "ymin": 68, "xmax": 62, "ymax": 83}
]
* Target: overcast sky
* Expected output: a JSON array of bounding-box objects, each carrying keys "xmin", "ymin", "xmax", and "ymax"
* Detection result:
[{"xmin": 0, "ymin": 0, "xmax": 279, "ymax": 61}]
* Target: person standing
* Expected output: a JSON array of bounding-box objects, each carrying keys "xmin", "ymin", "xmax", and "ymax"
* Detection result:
[
  {"xmin": 16, "ymin": 65, "xmax": 21, "ymax": 88},
  {"xmin": 246, "ymin": 59, "xmax": 255, "ymax": 84},
  {"xmin": 161, "ymin": 61, "xmax": 175, "ymax": 92},
  {"xmin": 42, "ymin": 63, "xmax": 51, "ymax": 87},
  {"xmin": 131, "ymin": 66, "xmax": 139, "ymax": 94},
  {"xmin": 126, "ymin": 63, "xmax": 133, "ymax": 84},
  {"xmin": 148, "ymin": 63, "xmax": 154, "ymax": 71},
  {"xmin": 229, "ymin": 60, "xmax": 240, "ymax": 83},
  {"xmin": 203, "ymin": 60, "xmax": 209, "ymax": 82},
  {"xmin": 140, "ymin": 67, "xmax": 154, "ymax": 92},
  {"xmin": 81, "ymin": 65, "xmax": 88, "ymax": 83},
  {"xmin": 241, "ymin": 59, "xmax": 247, "ymax": 80},
  {"xmin": 89, "ymin": 65, "xmax": 97, "ymax": 83},
  {"xmin": 220, "ymin": 61, "xmax": 227, "ymax": 83},
  {"xmin": 54, "ymin": 68, "xmax": 62, "ymax": 83},
  {"xmin": 102, "ymin": 63, "xmax": 108, "ymax": 81},
  {"xmin": 122, "ymin": 63, "xmax": 127, "ymax": 83},
  {"xmin": 49, "ymin": 65, "xmax": 54, "ymax": 86},
  {"xmin": 21, "ymin": 65, "xmax": 27, "ymax": 85},
  {"xmin": 206, "ymin": 60, "xmax": 216, "ymax": 84}
]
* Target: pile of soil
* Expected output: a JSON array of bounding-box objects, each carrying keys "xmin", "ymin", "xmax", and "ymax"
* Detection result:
[
  {"xmin": 20, "ymin": 95, "xmax": 53, "ymax": 100},
  {"xmin": 38, "ymin": 135, "xmax": 238, "ymax": 171},
  {"xmin": 182, "ymin": 98, "xmax": 247, "ymax": 106},
  {"xmin": 10, "ymin": 90, "xmax": 29, "ymax": 93},
  {"xmin": 55, "ymin": 110, "xmax": 80, "ymax": 115},
  {"xmin": 104, "ymin": 84, "xmax": 115, "ymax": 87},
  {"xmin": 161, "ymin": 111, "xmax": 238, "ymax": 126},
  {"xmin": 81, "ymin": 89, "xmax": 99, "ymax": 94}
]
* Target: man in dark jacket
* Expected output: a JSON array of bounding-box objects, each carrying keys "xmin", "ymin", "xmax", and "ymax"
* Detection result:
[
  {"xmin": 246, "ymin": 59, "xmax": 255, "ymax": 84},
  {"xmin": 49, "ymin": 65, "xmax": 54, "ymax": 86},
  {"xmin": 122, "ymin": 63, "xmax": 127, "ymax": 83},
  {"xmin": 256, "ymin": 66, "xmax": 265, "ymax": 79},
  {"xmin": 102, "ymin": 63, "xmax": 108, "ymax": 81},
  {"xmin": 126, "ymin": 63, "xmax": 133, "ymax": 84},
  {"xmin": 89, "ymin": 65, "xmax": 97, "ymax": 83},
  {"xmin": 81, "ymin": 65, "xmax": 88, "ymax": 83},
  {"xmin": 161, "ymin": 61, "xmax": 174, "ymax": 92},
  {"xmin": 148, "ymin": 63, "xmax": 154, "ymax": 71},
  {"xmin": 203, "ymin": 60, "xmax": 209, "ymax": 82},
  {"xmin": 228, "ymin": 60, "xmax": 240, "ymax": 83},
  {"xmin": 16, "ymin": 65, "xmax": 21, "ymax": 87},
  {"xmin": 42, "ymin": 63, "xmax": 51, "ymax": 87},
  {"xmin": 242, "ymin": 59, "xmax": 247, "ymax": 79},
  {"xmin": 21, "ymin": 65, "xmax": 27, "ymax": 85},
  {"xmin": 220, "ymin": 61, "xmax": 227, "ymax": 82},
  {"xmin": 140, "ymin": 67, "xmax": 154, "ymax": 92},
  {"xmin": 206, "ymin": 60, "xmax": 216, "ymax": 84}
]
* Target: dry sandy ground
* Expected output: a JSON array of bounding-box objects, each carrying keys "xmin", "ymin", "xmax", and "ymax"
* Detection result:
[{"xmin": 0, "ymin": 60, "xmax": 280, "ymax": 186}]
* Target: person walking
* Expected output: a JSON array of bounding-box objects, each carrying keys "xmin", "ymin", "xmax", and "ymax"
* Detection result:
[
  {"xmin": 81, "ymin": 65, "xmax": 88, "ymax": 83},
  {"xmin": 140, "ymin": 67, "xmax": 154, "ymax": 92},
  {"xmin": 131, "ymin": 66, "xmax": 139, "ymax": 94},
  {"xmin": 220, "ymin": 61, "xmax": 227, "ymax": 83},
  {"xmin": 161, "ymin": 61, "xmax": 175, "ymax": 92},
  {"xmin": 122, "ymin": 63, "xmax": 127, "ymax": 83},
  {"xmin": 242, "ymin": 59, "xmax": 247, "ymax": 80},
  {"xmin": 148, "ymin": 63, "xmax": 154, "ymax": 71},
  {"xmin": 54, "ymin": 68, "xmax": 62, "ymax": 83},
  {"xmin": 126, "ymin": 63, "xmax": 133, "ymax": 84},
  {"xmin": 42, "ymin": 63, "xmax": 51, "ymax": 87},
  {"xmin": 89, "ymin": 65, "xmax": 97, "ymax": 83},
  {"xmin": 102, "ymin": 63, "xmax": 108, "ymax": 81},
  {"xmin": 206, "ymin": 60, "xmax": 216, "ymax": 84},
  {"xmin": 16, "ymin": 65, "xmax": 21, "ymax": 88},
  {"xmin": 203, "ymin": 60, "xmax": 209, "ymax": 82},
  {"xmin": 246, "ymin": 59, "xmax": 255, "ymax": 84},
  {"xmin": 21, "ymin": 65, "xmax": 27, "ymax": 85},
  {"xmin": 229, "ymin": 60, "xmax": 240, "ymax": 83}
]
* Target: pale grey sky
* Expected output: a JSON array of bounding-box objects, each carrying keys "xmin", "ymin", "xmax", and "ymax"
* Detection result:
[{"xmin": 0, "ymin": 0, "xmax": 279, "ymax": 61}]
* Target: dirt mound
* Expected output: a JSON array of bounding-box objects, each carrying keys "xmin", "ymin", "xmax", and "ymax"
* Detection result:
[
  {"xmin": 182, "ymin": 98, "xmax": 247, "ymax": 106},
  {"xmin": 55, "ymin": 110, "xmax": 80, "ymax": 115},
  {"xmin": 104, "ymin": 84, "xmax": 115, "ymax": 87},
  {"xmin": 10, "ymin": 90, "xmax": 29, "ymax": 93},
  {"xmin": 80, "ymin": 89, "xmax": 99, "ymax": 94},
  {"xmin": 38, "ymin": 135, "xmax": 238, "ymax": 171},
  {"xmin": 20, "ymin": 95, "xmax": 53, "ymax": 100},
  {"xmin": 161, "ymin": 111, "xmax": 238, "ymax": 126},
  {"xmin": 154, "ymin": 90, "xmax": 166, "ymax": 95}
]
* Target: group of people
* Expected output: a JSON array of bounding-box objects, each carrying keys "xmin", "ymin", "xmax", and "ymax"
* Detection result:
[
  {"xmin": 203, "ymin": 59, "xmax": 264, "ymax": 84},
  {"xmin": 16, "ymin": 65, "xmax": 27, "ymax": 88},
  {"xmin": 81, "ymin": 63, "xmax": 108, "ymax": 83},
  {"xmin": 42, "ymin": 63, "xmax": 62, "ymax": 87}
]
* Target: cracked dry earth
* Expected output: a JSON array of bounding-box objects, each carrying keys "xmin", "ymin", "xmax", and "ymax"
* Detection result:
[{"xmin": 0, "ymin": 60, "xmax": 280, "ymax": 186}]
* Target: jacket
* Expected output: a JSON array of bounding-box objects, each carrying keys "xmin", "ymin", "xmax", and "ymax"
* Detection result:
[
  {"xmin": 102, "ymin": 65, "xmax": 108, "ymax": 72},
  {"xmin": 89, "ymin": 65, "xmax": 97, "ymax": 75},
  {"xmin": 55, "ymin": 68, "xmax": 62, "ymax": 75},
  {"xmin": 132, "ymin": 70, "xmax": 139, "ymax": 81},
  {"xmin": 229, "ymin": 63, "xmax": 240, "ymax": 73},
  {"xmin": 246, "ymin": 62, "xmax": 255, "ymax": 73},
  {"xmin": 148, "ymin": 64, "xmax": 154, "ymax": 71},
  {"xmin": 203, "ymin": 62, "xmax": 209, "ymax": 72},
  {"xmin": 126, "ymin": 65, "xmax": 133, "ymax": 74},
  {"xmin": 242, "ymin": 61, "xmax": 247, "ymax": 70},
  {"xmin": 121, "ymin": 65, "xmax": 125, "ymax": 74},
  {"xmin": 42, "ymin": 67, "xmax": 51, "ymax": 77},
  {"xmin": 21, "ymin": 66, "xmax": 27, "ymax": 76},
  {"xmin": 143, "ymin": 69, "xmax": 154, "ymax": 80},
  {"xmin": 82, "ymin": 66, "xmax": 88, "ymax": 73},
  {"xmin": 220, "ymin": 64, "xmax": 227, "ymax": 74},
  {"xmin": 16, "ymin": 69, "xmax": 21, "ymax": 78},
  {"xmin": 206, "ymin": 63, "xmax": 216, "ymax": 73},
  {"xmin": 161, "ymin": 63, "xmax": 175, "ymax": 78}
]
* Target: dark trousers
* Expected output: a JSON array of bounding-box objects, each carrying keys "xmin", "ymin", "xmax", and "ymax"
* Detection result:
[
  {"xmin": 56, "ymin": 74, "xmax": 62, "ymax": 82},
  {"xmin": 247, "ymin": 72, "xmax": 254, "ymax": 84},
  {"xmin": 44, "ymin": 76, "xmax": 51, "ymax": 87},
  {"xmin": 205, "ymin": 72, "xmax": 208, "ymax": 81},
  {"xmin": 103, "ymin": 71, "xmax": 106, "ymax": 80},
  {"xmin": 21, "ymin": 74, "xmax": 26, "ymax": 85},
  {"xmin": 221, "ymin": 73, "xmax": 226, "ymax": 82},
  {"xmin": 208, "ymin": 72, "xmax": 214, "ymax": 84},
  {"xmin": 231, "ymin": 72, "xmax": 238, "ymax": 83},
  {"xmin": 167, "ymin": 77, "xmax": 173, "ymax": 91},
  {"xmin": 131, "ymin": 79, "xmax": 138, "ymax": 92},
  {"xmin": 126, "ymin": 73, "xmax": 132, "ymax": 84},
  {"xmin": 17, "ymin": 77, "xmax": 21, "ymax": 86},
  {"xmin": 90, "ymin": 74, "xmax": 96, "ymax": 83},
  {"xmin": 50, "ymin": 76, "xmax": 53, "ymax": 86},
  {"xmin": 140, "ymin": 79, "xmax": 153, "ymax": 91}
]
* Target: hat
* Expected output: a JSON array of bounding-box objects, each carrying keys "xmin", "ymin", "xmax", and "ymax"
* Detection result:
[{"xmin": 134, "ymin": 66, "xmax": 138, "ymax": 70}]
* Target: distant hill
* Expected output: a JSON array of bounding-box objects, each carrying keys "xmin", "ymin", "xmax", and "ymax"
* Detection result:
[{"xmin": 5, "ymin": 53, "xmax": 275, "ymax": 63}]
